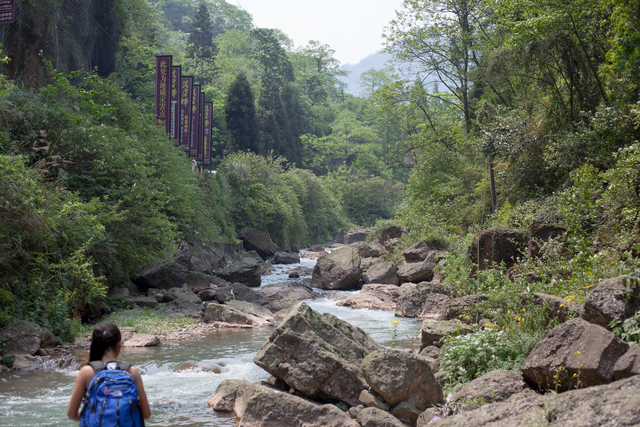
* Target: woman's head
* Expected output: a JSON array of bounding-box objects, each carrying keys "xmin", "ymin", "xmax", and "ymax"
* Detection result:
[{"xmin": 88, "ymin": 323, "xmax": 122, "ymax": 362}]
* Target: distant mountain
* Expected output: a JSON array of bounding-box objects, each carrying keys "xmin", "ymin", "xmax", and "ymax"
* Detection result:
[{"xmin": 338, "ymin": 51, "xmax": 394, "ymax": 97}]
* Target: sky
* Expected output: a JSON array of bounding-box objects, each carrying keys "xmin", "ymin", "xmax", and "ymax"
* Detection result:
[{"xmin": 233, "ymin": 0, "xmax": 405, "ymax": 66}]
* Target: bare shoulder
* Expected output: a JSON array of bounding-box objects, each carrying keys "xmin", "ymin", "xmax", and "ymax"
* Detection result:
[
  {"xmin": 79, "ymin": 365, "xmax": 95, "ymax": 378},
  {"xmin": 128, "ymin": 365, "xmax": 142, "ymax": 378}
]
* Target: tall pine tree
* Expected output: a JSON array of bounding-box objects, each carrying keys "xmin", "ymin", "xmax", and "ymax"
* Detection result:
[
  {"xmin": 186, "ymin": 2, "xmax": 216, "ymax": 60},
  {"xmin": 225, "ymin": 72, "xmax": 259, "ymax": 153}
]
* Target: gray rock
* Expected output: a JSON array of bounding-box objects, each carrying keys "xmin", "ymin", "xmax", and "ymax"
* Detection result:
[
  {"xmin": 231, "ymin": 283, "xmax": 267, "ymax": 305},
  {"xmin": 198, "ymin": 288, "xmax": 217, "ymax": 301},
  {"xmin": 359, "ymin": 240, "xmax": 389, "ymax": 258},
  {"xmin": 430, "ymin": 375, "xmax": 640, "ymax": 427},
  {"xmin": 419, "ymin": 346, "xmax": 440, "ymax": 359},
  {"xmin": 342, "ymin": 228, "xmax": 372, "ymax": 245},
  {"xmin": 162, "ymin": 287, "xmax": 203, "ymax": 317},
  {"xmin": 233, "ymin": 381, "xmax": 359, "ymax": 427},
  {"xmin": 364, "ymin": 262, "xmax": 399, "ymax": 285},
  {"xmin": 214, "ymin": 286, "xmax": 235, "ymax": 303},
  {"xmin": 348, "ymin": 404, "xmax": 365, "ymax": 419},
  {"xmin": 284, "ymin": 266, "xmax": 314, "ymax": 277},
  {"xmin": 311, "ymin": 246, "xmax": 363, "ymax": 290},
  {"xmin": 357, "ymin": 407, "xmax": 406, "ymax": 427},
  {"xmin": 379, "ymin": 226, "xmax": 404, "ymax": 244},
  {"xmin": 217, "ymin": 258, "xmax": 262, "ymax": 287},
  {"xmin": 452, "ymin": 370, "xmax": 527, "ymax": 404},
  {"xmin": 403, "ymin": 240, "xmax": 430, "ymax": 262},
  {"xmin": 582, "ymin": 276, "xmax": 640, "ymax": 328},
  {"xmin": 262, "ymin": 295, "xmax": 300, "ymax": 320},
  {"xmin": 123, "ymin": 334, "xmax": 161, "ymax": 347},
  {"xmin": 614, "ymin": 343, "xmax": 640, "ymax": 380},
  {"xmin": 239, "ymin": 228, "xmax": 281, "ymax": 259},
  {"xmin": 226, "ymin": 300, "xmax": 274, "ymax": 322},
  {"xmin": 208, "ymin": 379, "xmax": 244, "ymax": 411},
  {"xmin": 359, "ymin": 389, "xmax": 389, "ymax": 410},
  {"xmin": 253, "ymin": 302, "xmax": 382, "ymax": 407},
  {"xmin": 11, "ymin": 354, "xmax": 40, "ymax": 370},
  {"xmin": 391, "ymin": 401, "xmax": 421, "ymax": 426},
  {"xmin": 420, "ymin": 320, "xmax": 473, "ymax": 349},
  {"xmin": 362, "ymin": 349, "xmax": 443, "ymax": 411},
  {"xmin": 309, "ymin": 245, "xmax": 325, "ymax": 252},
  {"xmin": 336, "ymin": 285, "xmax": 399, "ymax": 311},
  {"xmin": 443, "ymin": 294, "xmax": 488, "ymax": 321},
  {"xmin": 204, "ymin": 303, "xmax": 270, "ymax": 326},
  {"xmin": 521, "ymin": 318, "xmax": 629, "ymax": 391},
  {"xmin": 259, "ymin": 281, "xmax": 314, "ymax": 301},
  {"xmin": 397, "ymin": 258, "xmax": 436, "ymax": 283},
  {"xmin": 184, "ymin": 271, "xmax": 214, "ymax": 289},
  {"xmin": 0, "ymin": 321, "xmax": 47, "ymax": 355},
  {"xmin": 272, "ymin": 251, "xmax": 301, "ymax": 264},
  {"xmin": 468, "ymin": 228, "xmax": 526, "ymax": 271},
  {"xmin": 416, "ymin": 408, "xmax": 441, "ymax": 427},
  {"xmin": 395, "ymin": 283, "xmax": 456, "ymax": 319}
]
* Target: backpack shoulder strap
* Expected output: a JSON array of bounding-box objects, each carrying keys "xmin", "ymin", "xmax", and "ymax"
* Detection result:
[
  {"xmin": 88, "ymin": 360, "xmax": 106, "ymax": 373},
  {"xmin": 117, "ymin": 362, "xmax": 131, "ymax": 372}
]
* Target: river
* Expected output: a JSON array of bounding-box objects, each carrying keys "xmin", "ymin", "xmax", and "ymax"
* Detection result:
[{"xmin": 0, "ymin": 253, "xmax": 424, "ymax": 426}]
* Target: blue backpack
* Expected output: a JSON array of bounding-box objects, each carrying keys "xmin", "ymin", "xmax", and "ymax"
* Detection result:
[{"xmin": 80, "ymin": 361, "xmax": 145, "ymax": 427}]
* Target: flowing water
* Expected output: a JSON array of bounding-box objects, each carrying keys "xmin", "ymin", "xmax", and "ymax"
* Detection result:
[{"xmin": 0, "ymin": 253, "xmax": 423, "ymax": 426}]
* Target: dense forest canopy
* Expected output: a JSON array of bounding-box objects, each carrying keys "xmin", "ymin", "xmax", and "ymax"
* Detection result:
[{"xmin": 0, "ymin": 0, "xmax": 639, "ymax": 348}]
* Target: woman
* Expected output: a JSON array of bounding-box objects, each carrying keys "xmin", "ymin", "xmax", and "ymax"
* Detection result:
[{"xmin": 67, "ymin": 323, "xmax": 151, "ymax": 423}]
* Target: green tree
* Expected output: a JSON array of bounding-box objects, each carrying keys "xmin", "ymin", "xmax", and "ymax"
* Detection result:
[
  {"xmin": 186, "ymin": 2, "xmax": 216, "ymax": 60},
  {"xmin": 251, "ymin": 28, "xmax": 295, "ymax": 85},
  {"xmin": 225, "ymin": 72, "xmax": 259, "ymax": 153}
]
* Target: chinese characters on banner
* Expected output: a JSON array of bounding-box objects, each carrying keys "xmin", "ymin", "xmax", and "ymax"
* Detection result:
[
  {"xmin": 155, "ymin": 56, "xmax": 171, "ymax": 134},
  {"xmin": 0, "ymin": 0, "xmax": 15, "ymax": 24},
  {"xmin": 189, "ymin": 85, "xmax": 201, "ymax": 158},
  {"xmin": 203, "ymin": 102, "xmax": 212, "ymax": 166},
  {"xmin": 170, "ymin": 66, "xmax": 181, "ymax": 142},
  {"xmin": 155, "ymin": 57, "xmax": 213, "ymax": 167},
  {"xmin": 179, "ymin": 76, "xmax": 193, "ymax": 152}
]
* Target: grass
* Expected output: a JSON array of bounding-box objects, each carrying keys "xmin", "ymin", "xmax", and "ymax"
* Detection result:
[{"xmin": 76, "ymin": 307, "xmax": 195, "ymax": 336}]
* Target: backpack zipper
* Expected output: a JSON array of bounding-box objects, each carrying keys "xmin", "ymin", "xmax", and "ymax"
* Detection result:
[{"xmin": 98, "ymin": 400, "xmax": 106, "ymax": 427}]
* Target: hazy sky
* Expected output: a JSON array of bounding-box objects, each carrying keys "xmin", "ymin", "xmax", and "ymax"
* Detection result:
[{"xmin": 234, "ymin": 0, "xmax": 405, "ymax": 66}]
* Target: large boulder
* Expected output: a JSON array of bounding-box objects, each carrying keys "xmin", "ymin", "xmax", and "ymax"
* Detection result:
[
  {"xmin": 272, "ymin": 251, "xmax": 301, "ymax": 264},
  {"xmin": 614, "ymin": 343, "xmax": 640, "ymax": 380},
  {"xmin": 259, "ymin": 281, "xmax": 315, "ymax": 301},
  {"xmin": 208, "ymin": 379, "xmax": 244, "ymax": 411},
  {"xmin": 379, "ymin": 226, "xmax": 404, "ymax": 244},
  {"xmin": 123, "ymin": 333, "xmax": 161, "ymax": 347},
  {"xmin": 397, "ymin": 258, "xmax": 437, "ymax": 283},
  {"xmin": 262, "ymin": 295, "xmax": 300, "ymax": 320},
  {"xmin": 521, "ymin": 318, "xmax": 629, "ymax": 391},
  {"xmin": 311, "ymin": 246, "xmax": 362, "ymax": 290},
  {"xmin": 582, "ymin": 276, "xmax": 640, "ymax": 328},
  {"xmin": 443, "ymin": 294, "xmax": 488, "ymax": 321},
  {"xmin": 528, "ymin": 221, "xmax": 567, "ymax": 258},
  {"xmin": 239, "ymin": 228, "xmax": 281, "ymax": 259},
  {"xmin": 216, "ymin": 257, "xmax": 262, "ymax": 287},
  {"xmin": 162, "ymin": 287, "xmax": 203, "ymax": 317},
  {"xmin": 0, "ymin": 321, "xmax": 54, "ymax": 355},
  {"xmin": 204, "ymin": 303, "xmax": 271, "ymax": 326},
  {"xmin": 253, "ymin": 302, "xmax": 383, "ymax": 407},
  {"xmin": 133, "ymin": 260, "xmax": 188, "ymax": 290},
  {"xmin": 395, "ymin": 283, "xmax": 455, "ymax": 318},
  {"xmin": 342, "ymin": 228, "xmax": 372, "ymax": 245},
  {"xmin": 359, "ymin": 241, "xmax": 389, "ymax": 258},
  {"xmin": 187, "ymin": 240, "xmax": 227, "ymax": 274},
  {"xmin": 452, "ymin": 370, "xmax": 528, "ymax": 404},
  {"xmin": 426, "ymin": 374, "xmax": 640, "ymax": 427},
  {"xmin": 231, "ymin": 283, "xmax": 267, "ymax": 305},
  {"xmin": 226, "ymin": 300, "xmax": 274, "ymax": 322},
  {"xmin": 420, "ymin": 320, "xmax": 473, "ymax": 349},
  {"xmin": 468, "ymin": 228, "xmax": 526, "ymax": 271},
  {"xmin": 337, "ymin": 284, "xmax": 407, "ymax": 311},
  {"xmin": 357, "ymin": 407, "xmax": 406, "ymax": 427},
  {"xmin": 364, "ymin": 262, "xmax": 399, "ymax": 285},
  {"xmin": 230, "ymin": 381, "xmax": 359, "ymax": 427},
  {"xmin": 361, "ymin": 349, "xmax": 443, "ymax": 411},
  {"xmin": 403, "ymin": 241, "xmax": 430, "ymax": 262}
]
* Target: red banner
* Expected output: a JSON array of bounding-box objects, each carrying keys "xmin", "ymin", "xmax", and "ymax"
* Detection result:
[
  {"xmin": 155, "ymin": 56, "xmax": 172, "ymax": 134},
  {"xmin": 179, "ymin": 76, "xmax": 193, "ymax": 151},
  {"xmin": 189, "ymin": 85, "xmax": 201, "ymax": 158},
  {"xmin": 203, "ymin": 102, "xmax": 213, "ymax": 166},
  {"xmin": 170, "ymin": 66, "xmax": 181, "ymax": 142},
  {"xmin": 0, "ymin": 0, "xmax": 15, "ymax": 24}
]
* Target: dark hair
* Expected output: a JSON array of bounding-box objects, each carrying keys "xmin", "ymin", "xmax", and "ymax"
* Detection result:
[{"xmin": 88, "ymin": 323, "xmax": 122, "ymax": 362}]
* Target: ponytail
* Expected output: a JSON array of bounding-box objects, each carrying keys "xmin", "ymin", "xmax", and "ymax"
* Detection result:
[{"xmin": 88, "ymin": 323, "xmax": 122, "ymax": 362}]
